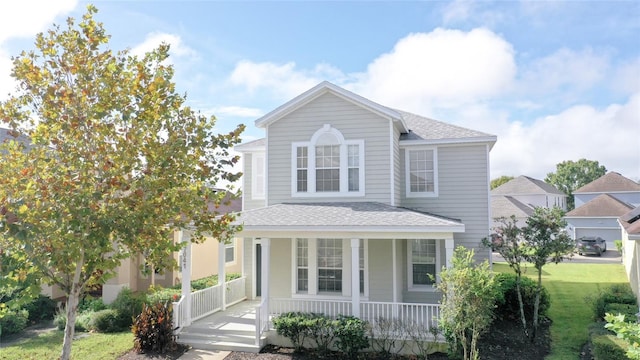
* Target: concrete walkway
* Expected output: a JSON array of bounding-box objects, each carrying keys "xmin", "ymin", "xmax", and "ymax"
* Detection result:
[{"xmin": 178, "ymin": 348, "xmax": 230, "ymax": 360}]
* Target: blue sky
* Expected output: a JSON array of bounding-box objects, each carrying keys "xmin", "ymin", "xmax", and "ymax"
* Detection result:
[{"xmin": 1, "ymin": 1, "xmax": 639, "ymax": 181}]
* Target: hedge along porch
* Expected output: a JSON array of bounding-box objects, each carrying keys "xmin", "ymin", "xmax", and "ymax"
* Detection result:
[{"xmin": 232, "ymin": 202, "xmax": 462, "ymax": 344}]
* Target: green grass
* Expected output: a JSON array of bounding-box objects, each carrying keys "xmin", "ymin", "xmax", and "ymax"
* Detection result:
[
  {"xmin": 493, "ymin": 261, "xmax": 629, "ymax": 360},
  {"xmin": 0, "ymin": 330, "xmax": 133, "ymax": 360}
]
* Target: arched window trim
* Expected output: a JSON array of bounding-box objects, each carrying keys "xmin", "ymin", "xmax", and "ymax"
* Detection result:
[{"xmin": 291, "ymin": 125, "xmax": 365, "ymax": 197}]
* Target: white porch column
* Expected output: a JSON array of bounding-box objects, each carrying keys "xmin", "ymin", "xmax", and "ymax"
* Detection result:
[
  {"xmin": 218, "ymin": 240, "xmax": 226, "ymax": 310},
  {"xmin": 392, "ymin": 239, "xmax": 398, "ymax": 303},
  {"xmin": 180, "ymin": 231, "xmax": 192, "ymax": 326},
  {"xmin": 445, "ymin": 237, "xmax": 455, "ymax": 268},
  {"xmin": 351, "ymin": 238, "xmax": 360, "ymax": 318},
  {"xmin": 261, "ymin": 238, "xmax": 271, "ymax": 312}
]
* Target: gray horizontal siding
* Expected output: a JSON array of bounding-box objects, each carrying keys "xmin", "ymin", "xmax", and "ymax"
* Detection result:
[
  {"xmin": 400, "ymin": 144, "xmax": 491, "ymax": 261},
  {"xmin": 267, "ymin": 92, "xmax": 392, "ymax": 205},
  {"xmin": 242, "ymin": 153, "xmax": 266, "ymax": 211}
]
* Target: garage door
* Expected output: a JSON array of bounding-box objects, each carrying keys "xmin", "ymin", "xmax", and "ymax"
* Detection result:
[{"xmin": 575, "ymin": 228, "xmax": 622, "ymax": 242}]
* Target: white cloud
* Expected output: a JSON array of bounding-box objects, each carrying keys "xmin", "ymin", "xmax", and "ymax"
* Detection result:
[
  {"xmin": 518, "ymin": 48, "xmax": 609, "ymax": 96},
  {"xmin": 130, "ymin": 32, "xmax": 197, "ymax": 61},
  {"xmin": 211, "ymin": 106, "xmax": 264, "ymax": 118},
  {"xmin": 441, "ymin": 1, "xmax": 505, "ymax": 27},
  {"xmin": 611, "ymin": 57, "xmax": 640, "ymax": 95},
  {"xmin": 228, "ymin": 60, "xmax": 346, "ymax": 100},
  {"xmin": 0, "ymin": 0, "xmax": 78, "ymax": 43},
  {"xmin": 353, "ymin": 28, "xmax": 516, "ymax": 115},
  {"xmin": 442, "ymin": 1, "xmax": 475, "ymax": 24},
  {"xmin": 491, "ymin": 93, "xmax": 640, "ymax": 180}
]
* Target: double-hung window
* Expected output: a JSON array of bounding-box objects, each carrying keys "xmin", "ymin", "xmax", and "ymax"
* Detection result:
[
  {"xmin": 292, "ymin": 125, "xmax": 364, "ymax": 196},
  {"xmin": 405, "ymin": 147, "xmax": 438, "ymax": 197},
  {"xmin": 408, "ymin": 239, "xmax": 439, "ymax": 289}
]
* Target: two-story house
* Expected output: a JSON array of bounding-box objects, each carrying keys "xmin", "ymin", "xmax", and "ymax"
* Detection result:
[
  {"xmin": 490, "ymin": 175, "xmax": 566, "ymax": 229},
  {"xmin": 230, "ymin": 82, "xmax": 496, "ymax": 340}
]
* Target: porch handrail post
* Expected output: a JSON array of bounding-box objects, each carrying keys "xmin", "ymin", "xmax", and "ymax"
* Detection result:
[
  {"xmin": 218, "ymin": 240, "xmax": 226, "ymax": 310},
  {"xmin": 351, "ymin": 238, "xmax": 360, "ymax": 318},
  {"xmin": 180, "ymin": 230, "xmax": 192, "ymax": 326},
  {"xmin": 261, "ymin": 238, "xmax": 271, "ymax": 320}
]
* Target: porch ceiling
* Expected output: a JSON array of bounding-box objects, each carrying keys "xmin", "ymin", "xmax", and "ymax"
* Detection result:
[{"xmin": 232, "ymin": 202, "xmax": 464, "ymax": 239}]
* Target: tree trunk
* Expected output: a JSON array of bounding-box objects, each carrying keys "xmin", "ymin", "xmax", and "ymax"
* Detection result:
[
  {"xmin": 516, "ymin": 272, "xmax": 529, "ymax": 337},
  {"xmin": 60, "ymin": 251, "xmax": 85, "ymax": 360},
  {"xmin": 531, "ymin": 268, "xmax": 542, "ymax": 341}
]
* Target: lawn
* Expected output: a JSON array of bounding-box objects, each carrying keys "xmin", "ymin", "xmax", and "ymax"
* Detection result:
[
  {"xmin": 0, "ymin": 331, "xmax": 133, "ymax": 360},
  {"xmin": 493, "ymin": 261, "xmax": 629, "ymax": 360}
]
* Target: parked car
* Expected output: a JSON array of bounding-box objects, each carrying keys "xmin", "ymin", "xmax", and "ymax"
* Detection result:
[{"xmin": 577, "ymin": 236, "xmax": 607, "ymax": 256}]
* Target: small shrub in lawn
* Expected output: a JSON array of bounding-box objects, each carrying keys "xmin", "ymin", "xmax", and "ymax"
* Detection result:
[
  {"xmin": 23, "ymin": 295, "xmax": 57, "ymax": 323},
  {"xmin": 495, "ymin": 272, "xmax": 550, "ymax": 321},
  {"xmin": 90, "ymin": 309, "xmax": 124, "ymax": 333},
  {"xmin": 132, "ymin": 302, "xmax": 176, "ymax": 354},
  {"xmin": 53, "ymin": 310, "xmax": 93, "ymax": 332},
  {"xmin": 78, "ymin": 295, "xmax": 107, "ymax": 313},
  {"xmin": 335, "ymin": 315, "xmax": 369, "ymax": 359},
  {"xmin": 111, "ymin": 287, "xmax": 147, "ymax": 329},
  {"xmin": 272, "ymin": 312, "xmax": 314, "ymax": 352},
  {"xmin": 591, "ymin": 334, "xmax": 629, "ymax": 360},
  {"xmin": 0, "ymin": 309, "xmax": 29, "ymax": 337}
]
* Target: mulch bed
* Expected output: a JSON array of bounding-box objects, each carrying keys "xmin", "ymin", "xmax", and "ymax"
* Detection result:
[{"xmin": 117, "ymin": 344, "xmax": 190, "ymax": 360}]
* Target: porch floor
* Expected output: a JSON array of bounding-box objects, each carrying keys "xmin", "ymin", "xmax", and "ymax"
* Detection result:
[{"xmin": 177, "ymin": 300, "xmax": 264, "ymax": 353}]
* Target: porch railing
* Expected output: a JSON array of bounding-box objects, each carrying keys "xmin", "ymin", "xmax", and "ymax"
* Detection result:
[
  {"xmin": 270, "ymin": 298, "xmax": 353, "ymax": 317},
  {"xmin": 173, "ymin": 276, "xmax": 247, "ymax": 329}
]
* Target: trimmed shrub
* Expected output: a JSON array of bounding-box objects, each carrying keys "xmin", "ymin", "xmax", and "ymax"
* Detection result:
[
  {"xmin": 23, "ymin": 295, "xmax": 57, "ymax": 323},
  {"xmin": 132, "ymin": 302, "xmax": 176, "ymax": 354},
  {"xmin": 592, "ymin": 334, "xmax": 630, "ymax": 360},
  {"xmin": 606, "ymin": 303, "xmax": 638, "ymax": 323},
  {"xmin": 111, "ymin": 288, "xmax": 146, "ymax": 329},
  {"xmin": 0, "ymin": 309, "xmax": 29, "ymax": 337},
  {"xmin": 146, "ymin": 287, "xmax": 181, "ymax": 305},
  {"xmin": 54, "ymin": 310, "xmax": 94, "ymax": 332},
  {"xmin": 495, "ymin": 272, "xmax": 550, "ymax": 321},
  {"xmin": 589, "ymin": 284, "xmax": 637, "ymax": 321},
  {"xmin": 272, "ymin": 312, "xmax": 314, "ymax": 352},
  {"xmin": 335, "ymin": 315, "xmax": 369, "ymax": 359},
  {"xmin": 90, "ymin": 309, "xmax": 123, "ymax": 333},
  {"xmin": 78, "ymin": 295, "xmax": 107, "ymax": 313},
  {"xmin": 307, "ymin": 314, "xmax": 337, "ymax": 355}
]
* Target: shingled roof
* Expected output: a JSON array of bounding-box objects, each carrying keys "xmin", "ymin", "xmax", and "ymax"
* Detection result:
[
  {"xmin": 492, "ymin": 175, "xmax": 564, "ymax": 195},
  {"xmin": 565, "ymin": 194, "xmax": 634, "ymax": 217},
  {"xmin": 575, "ymin": 172, "xmax": 640, "ymax": 193},
  {"xmin": 491, "ymin": 196, "xmax": 535, "ymax": 219},
  {"xmin": 396, "ymin": 110, "xmax": 494, "ymax": 142},
  {"xmin": 620, "ymin": 206, "xmax": 640, "ymax": 236},
  {"xmin": 233, "ymin": 202, "xmax": 464, "ymax": 236}
]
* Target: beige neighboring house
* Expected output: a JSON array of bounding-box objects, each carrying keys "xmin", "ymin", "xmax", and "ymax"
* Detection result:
[
  {"xmin": 103, "ymin": 192, "xmax": 243, "ymax": 303},
  {"xmin": 619, "ymin": 206, "xmax": 640, "ymax": 311},
  {"xmin": 490, "ymin": 175, "xmax": 566, "ymax": 228}
]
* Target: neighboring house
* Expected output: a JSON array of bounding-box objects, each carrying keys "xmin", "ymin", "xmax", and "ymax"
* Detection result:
[
  {"xmin": 565, "ymin": 172, "xmax": 640, "ymax": 243},
  {"xmin": 490, "ymin": 175, "xmax": 566, "ymax": 228},
  {"xmin": 229, "ymin": 82, "xmax": 496, "ymax": 329},
  {"xmin": 619, "ymin": 206, "xmax": 640, "ymax": 312},
  {"xmin": 102, "ymin": 191, "xmax": 243, "ymax": 303}
]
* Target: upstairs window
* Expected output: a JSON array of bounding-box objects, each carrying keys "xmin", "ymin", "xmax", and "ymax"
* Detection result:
[
  {"xmin": 292, "ymin": 125, "xmax": 364, "ymax": 197},
  {"xmin": 405, "ymin": 147, "xmax": 438, "ymax": 197}
]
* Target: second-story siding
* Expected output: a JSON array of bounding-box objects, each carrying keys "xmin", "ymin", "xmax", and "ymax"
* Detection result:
[
  {"xmin": 400, "ymin": 144, "xmax": 491, "ymax": 260},
  {"xmin": 266, "ymin": 92, "xmax": 392, "ymax": 205}
]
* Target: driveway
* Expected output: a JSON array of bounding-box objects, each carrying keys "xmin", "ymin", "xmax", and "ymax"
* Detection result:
[{"xmin": 492, "ymin": 249, "xmax": 622, "ymax": 264}]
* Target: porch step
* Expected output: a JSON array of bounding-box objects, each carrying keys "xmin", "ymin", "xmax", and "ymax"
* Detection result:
[{"xmin": 177, "ymin": 327, "xmax": 266, "ymax": 353}]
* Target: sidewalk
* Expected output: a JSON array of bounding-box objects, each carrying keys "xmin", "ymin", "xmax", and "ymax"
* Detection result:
[{"xmin": 178, "ymin": 349, "xmax": 230, "ymax": 360}]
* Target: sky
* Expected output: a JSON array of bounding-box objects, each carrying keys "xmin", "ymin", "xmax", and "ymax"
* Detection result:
[{"xmin": 1, "ymin": 0, "xmax": 639, "ymax": 181}]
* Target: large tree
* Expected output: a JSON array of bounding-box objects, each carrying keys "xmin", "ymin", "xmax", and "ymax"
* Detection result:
[
  {"xmin": 545, "ymin": 159, "xmax": 607, "ymax": 210},
  {"xmin": 0, "ymin": 6, "xmax": 243, "ymax": 360},
  {"xmin": 522, "ymin": 207, "xmax": 575, "ymax": 340}
]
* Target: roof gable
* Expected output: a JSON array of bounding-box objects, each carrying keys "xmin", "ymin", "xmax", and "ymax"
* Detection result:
[
  {"xmin": 575, "ymin": 172, "xmax": 640, "ymax": 193},
  {"xmin": 255, "ymin": 81, "xmax": 406, "ymax": 130},
  {"xmin": 565, "ymin": 194, "xmax": 634, "ymax": 217},
  {"xmin": 492, "ymin": 175, "xmax": 564, "ymax": 195},
  {"xmin": 491, "ymin": 196, "xmax": 535, "ymax": 219}
]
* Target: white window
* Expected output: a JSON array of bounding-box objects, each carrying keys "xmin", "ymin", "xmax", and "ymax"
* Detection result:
[
  {"xmin": 225, "ymin": 240, "xmax": 235, "ymax": 263},
  {"xmin": 251, "ymin": 153, "xmax": 265, "ymax": 200},
  {"xmin": 291, "ymin": 125, "xmax": 364, "ymax": 197},
  {"xmin": 408, "ymin": 239, "xmax": 439, "ymax": 290},
  {"xmin": 293, "ymin": 238, "xmax": 367, "ymax": 296},
  {"xmin": 405, "ymin": 147, "xmax": 438, "ymax": 197}
]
